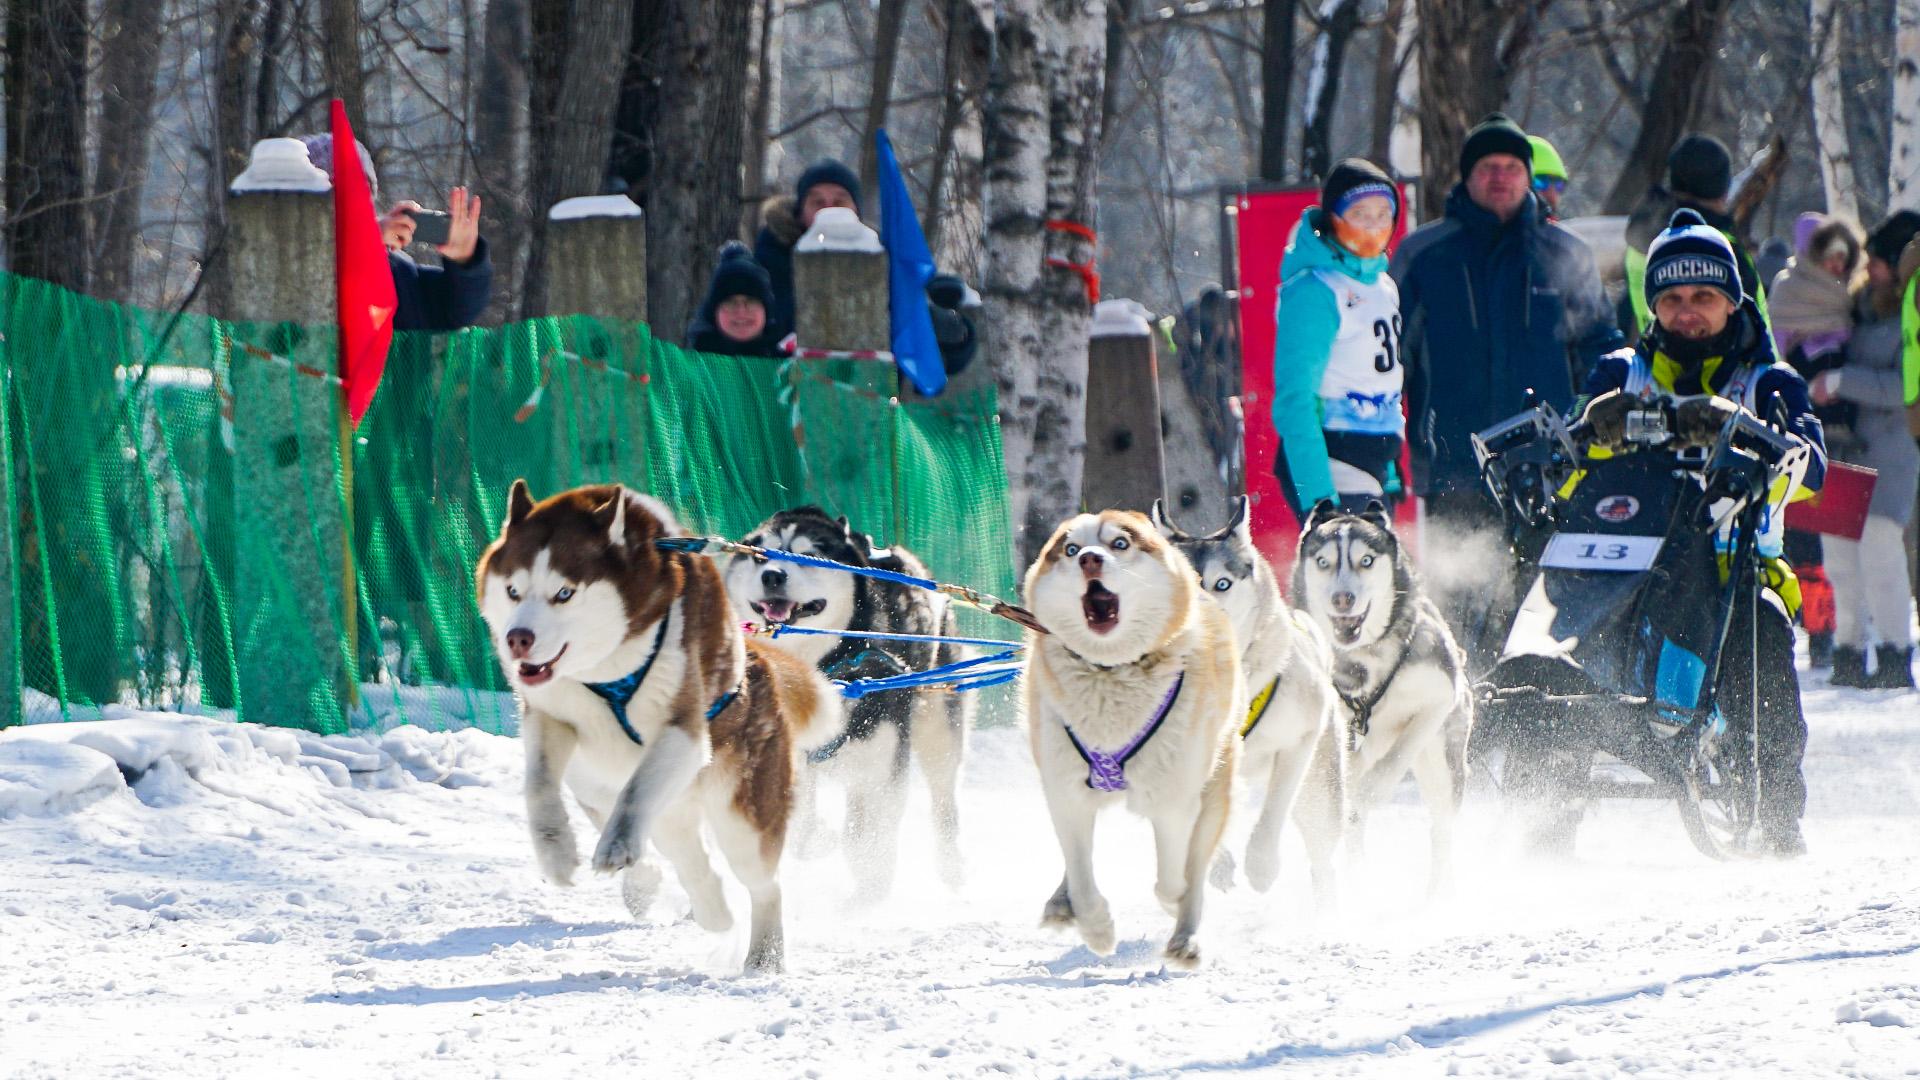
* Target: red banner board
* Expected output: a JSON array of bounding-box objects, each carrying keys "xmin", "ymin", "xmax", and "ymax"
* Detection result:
[
  {"xmin": 1785, "ymin": 460, "xmax": 1877, "ymax": 540},
  {"xmin": 1230, "ymin": 185, "xmax": 1414, "ymax": 571}
]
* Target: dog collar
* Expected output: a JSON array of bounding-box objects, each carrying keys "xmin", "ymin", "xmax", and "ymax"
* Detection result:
[
  {"xmin": 1334, "ymin": 629, "xmax": 1415, "ymax": 749},
  {"xmin": 1063, "ymin": 671, "xmax": 1185, "ymax": 792}
]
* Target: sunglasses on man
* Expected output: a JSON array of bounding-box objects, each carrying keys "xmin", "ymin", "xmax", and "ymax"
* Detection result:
[{"xmin": 1532, "ymin": 176, "xmax": 1568, "ymax": 195}]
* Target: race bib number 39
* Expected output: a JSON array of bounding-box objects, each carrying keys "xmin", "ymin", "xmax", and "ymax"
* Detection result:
[{"xmin": 1542, "ymin": 532, "xmax": 1663, "ymax": 572}]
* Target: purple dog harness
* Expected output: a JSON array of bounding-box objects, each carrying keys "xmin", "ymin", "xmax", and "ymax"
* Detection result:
[{"xmin": 1063, "ymin": 672, "xmax": 1186, "ymax": 792}]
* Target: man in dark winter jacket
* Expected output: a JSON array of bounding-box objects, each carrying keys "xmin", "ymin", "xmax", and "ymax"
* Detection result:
[
  {"xmin": 298, "ymin": 134, "xmax": 493, "ymax": 332},
  {"xmin": 685, "ymin": 242, "xmax": 791, "ymax": 358},
  {"xmin": 1389, "ymin": 113, "xmax": 1622, "ymax": 661},
  {"xmin": 1621, "ymin": 132, "xmax": 1769, "ymax": 340},
  {"xmin": 1577, "ymin": 209, "xmax": 1826, "ymax": 856}
]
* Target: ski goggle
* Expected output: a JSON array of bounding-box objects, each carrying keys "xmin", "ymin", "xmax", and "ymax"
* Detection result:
[{"xmin": 1532, "ymin": 176, "xmax": 1567, "ymax": 195}]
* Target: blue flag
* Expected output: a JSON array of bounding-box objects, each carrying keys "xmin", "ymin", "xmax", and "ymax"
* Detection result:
[{"xmin": 876, "ymin": 129, "xmax": 947, "ymax": 396}]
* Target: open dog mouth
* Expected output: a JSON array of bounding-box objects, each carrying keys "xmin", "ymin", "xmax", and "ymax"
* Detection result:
[
  {"xmin": 751, "ymin": 598, "xmax": 828, "ymax": 625},
  {"xmin": 517, "ymin": 643, "xmax": 567, "ymax": 686},
  {"xmin": 1328, "ymin": 611, "xmax": 1369, "ymax": 645},
  {"xmin": 1082, "ymin": 581, "xmax": 1121, "ymax": 634}
]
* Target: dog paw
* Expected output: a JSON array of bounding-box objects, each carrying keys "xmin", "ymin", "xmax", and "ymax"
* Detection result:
[
  {"xmin": 590, "ymin": 829, "xmax": 642, "ymax": 875},
  {"xmin": 742, "ymin": 939, "xmax": 785, "ymax": 975},
  {"xmin": 1163, "ymin": 936, "xmax": 1202, "ymax": 971},
  {"xmin": 1040, "ymin": 889, "xmax": 1075, "ymax": 929},
  {"xmin": 1245, "ymin": 846, "xmax": 1281, "ymax": 894},
  {"xmin": 1208, "ymin": 850, "xmax": 1238, "ymax": 892},
  {"xmin": 620, "ymin": 863, "xmax": 663, "ymax": 919},
  {"xmin": 1078, "ymin": 910, "xmax": 1116, "ymax": 956},
  {"xmin": 531, "ymin": 826, "xmax": 579, "ymax": 887},
  {"xmin": 938, "ymin": 846, "xmax": 967, "ymax": 891}
]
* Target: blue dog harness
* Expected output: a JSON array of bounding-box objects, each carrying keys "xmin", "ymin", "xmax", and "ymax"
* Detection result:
[{"xmin": 584, "ymin": 611, "xmax": 743, "ymax": 745}]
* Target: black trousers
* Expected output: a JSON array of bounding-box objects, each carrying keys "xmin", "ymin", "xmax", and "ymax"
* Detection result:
[{"xmin": 1716, "ymin": 591, "xmax": 1809, "ymax": 832}]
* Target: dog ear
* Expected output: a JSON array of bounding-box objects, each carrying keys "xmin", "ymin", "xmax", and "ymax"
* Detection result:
[
  {"xmin": 1359, "ymin": 498, "xmax": 1392, "ymax": 531},
  {"xmin": 506, "ymin": 479, "xmax": 534, "ymax": 529},
  {"xmin": 1148, "ymin": 498, "xmax": 1184, "ymax": 540},
  {"xmin": 598, "ymin": 486, "xmax": 630, "ymax": 550},
  {"xmin": 1227, "ymin": 495, "xmax": 1252, "ymax": 545},
  {"xmin": 1304, "ymin": 498, "xmax": 1341, "ymax": 533}
]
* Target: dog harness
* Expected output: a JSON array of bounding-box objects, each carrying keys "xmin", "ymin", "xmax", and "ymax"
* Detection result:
[
  {"xmin": 1334, "ymin": 638, "xmax": 1412, "ymax": 751},
  {"xmin": 583, "ymin": 611, "xmax": 743, "ymax": 745},
  {"xmin": 807, "ymin": 647, "xmax": 911, "ymax": 765},
  {"xmin": 1241, "ymin": 677, "xmax": 1279, "ymax": 738},
  {"xmin": 1063, "ymin": 672, "xmax": 1185, "ymax": 792}
]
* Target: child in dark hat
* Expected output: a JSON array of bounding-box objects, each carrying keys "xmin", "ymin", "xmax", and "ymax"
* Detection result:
[{"xmin": 686, "ymin": 242, "xmax": 790, "ymax": 358}]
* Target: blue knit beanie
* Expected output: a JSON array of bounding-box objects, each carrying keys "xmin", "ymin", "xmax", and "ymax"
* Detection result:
[
  {"xmin": 795, "ymin": 159, "xmax": 862, "ymax": 212},
  {"xmin": 1644, "ymin": 209, "xmax": 1742, "ymax": 308}
]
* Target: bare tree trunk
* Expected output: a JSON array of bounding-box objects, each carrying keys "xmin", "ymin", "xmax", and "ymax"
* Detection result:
[
  {"xmin": 1259, "ymin": 0, "xmax": 1299, "ymax": 182},
  {"xmin": 984, "ymin": 0, "xmax": 1107, "ymax": 564},
  {"xmin": 1892, "ymin": 0, "xmax": 1920, "ymax": 211},
  {"xmin": 1387, "ymin": 0, "xmax": 1421, "ymax": 182},
  {"xmin": 201, "ymin": 0, "xmax": 263, "ymax": 316},
  {"xmin": 252, "ymin": 0, "xmax": 289, "ymax": 139},
  {"xmin": 323, "ymin": 0, "xmax": 368, "ymax": 134},
  {"xmin": 929, "ymin": 0, "xmax": 992, "ymax": 280},
  {"xmin": 1368, "ymin": 0, "xmax": 1406, "ymax": 167},
  {"xmin": 742, "ymin": 0, "xmax": 784, "ymax": 212},
  {"xmin": 521, "ymin": 0, "xmax": 636, "ymax": 319},
  {"xmin": 5, "ymin": 0, "xmax": 90, "ymax": 291},
  {"xmin": 857, "ymin": 0, "xmax": 911, "ymax": 207},
  {"xmin": 633, "ymin": 0, "xmax": 754, "ymax": 338},
  {"xmin": 90, "ymin": 0, "xmax": 164, "ymax": 302},
  {"xmin": 1301, "ymin": 0, "xmax": 1362, "ymax": 182},
  {"xmin": 1600, "ymin": 0, "xmax": 1736, "ymax": 215},
  {"xmin": 474, "ymin": 0, "xmax": 530, "ymax": 320},
  {"xmin": 1808, "ymin": 0, "xmax": 1858, "ymax": 222}
]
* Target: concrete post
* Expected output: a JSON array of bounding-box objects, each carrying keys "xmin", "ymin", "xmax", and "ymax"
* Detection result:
[
  {"xmin": 1157, "ymin": 319, "xmax": 1234, "ymax": 531},
  {"xmin": 224, "ymin": 138, "xmax": 354, "ymax": 732},
  {"xmin": 1082, "ymin": 300, "xmax": 1168, "ymax": 514},
  {"xmin": 792, "ymin": 207, "xmax": 889, "ymax": 355},
  {"xmin": 0, "ymin": 353, "xmax": 18, "ymax": 728},
  {"xmin": 541, "ymin": 196, "xmax": 650, "ymax": 486}
]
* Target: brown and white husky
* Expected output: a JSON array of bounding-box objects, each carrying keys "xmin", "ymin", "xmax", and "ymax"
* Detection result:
[{"xmin": 476, "ymin": 481, "xmax": 839, "ymax": 972}]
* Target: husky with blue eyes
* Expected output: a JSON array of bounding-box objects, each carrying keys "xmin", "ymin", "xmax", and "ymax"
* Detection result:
[
  {"xmin": 1293, "ymin": 499, "xmax": 1472, "ymax": 897},
  {"xmin": 1022, "ymin": 510, "xmax": 1242, "ymax": 969},
  {"xmin": 1152, "ymin": 496, "xmax": 1345, "ymax": 907}
]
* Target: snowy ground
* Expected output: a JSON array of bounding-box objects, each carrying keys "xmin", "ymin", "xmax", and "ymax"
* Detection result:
[{"xmin": 3, "ymin": 677, "xmax": 1917, "ymax": 1078}]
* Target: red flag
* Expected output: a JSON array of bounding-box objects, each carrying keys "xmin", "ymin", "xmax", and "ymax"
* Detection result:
[{"xmin": 330, "ymin": 100, "xmax": 396, "ymax": 424}]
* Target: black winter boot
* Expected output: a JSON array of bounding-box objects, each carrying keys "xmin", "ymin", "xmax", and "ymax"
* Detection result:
[
  {"xmin": 1830, "ymin": 645, "xmax": 1869, "ymax": 687},
  {"xmin": 1865, "ymin": 645, "xmax": 1915, "ymax": 690},
  {"xmin": 1807, "ymin": 631, "xmax": 1834, "ymax": 669}
]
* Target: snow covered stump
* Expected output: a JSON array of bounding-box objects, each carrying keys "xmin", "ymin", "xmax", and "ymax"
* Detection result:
[
  {"xmin": 544, "ymin": 195, "xmax": 647, "ymax": 326},
  {"xmin": 1082, "ymin": 299, "xmax": 1168, "ymax": 513},
  {"xmin": 792, "ymin": 207, "xmax": 887, "ymax": 354},
  {"xmin": 223, "ymin": 139, "xmax": 355, "ymax": 732}
]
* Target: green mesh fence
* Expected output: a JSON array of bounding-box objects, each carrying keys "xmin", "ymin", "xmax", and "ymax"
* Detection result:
[{"xmin": 2, "ymin": 272, "xmax": 1017, "ymax": 735}]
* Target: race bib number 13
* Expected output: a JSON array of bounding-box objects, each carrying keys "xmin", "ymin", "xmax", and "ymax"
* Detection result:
[{"xmin": 1541, "ymin": 532, "xmax": 1663, "ymax": 572}]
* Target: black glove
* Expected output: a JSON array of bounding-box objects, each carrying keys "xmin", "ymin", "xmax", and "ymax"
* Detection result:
[
  {"xmin": 1579, "ymin": 390, "xmax": 1633, "ymax": 449},
  {"xmin": 1674, "ymin": 394, "xmax": 1740, "ymax": 447}
]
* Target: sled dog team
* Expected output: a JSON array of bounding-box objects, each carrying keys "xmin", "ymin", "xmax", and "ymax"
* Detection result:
[{"xmin": 477, "ymin": 482, "xmax": 1471, "ymax": 973}]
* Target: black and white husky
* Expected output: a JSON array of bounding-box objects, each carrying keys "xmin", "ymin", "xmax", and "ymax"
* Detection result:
[
  {"xmin": 1152, "ymin": 497, "xmax": 1345, "ymax": 904},
  {"xmin": 1293, "ymin": 501, "xmax": 1473, "ymax": 896},
  {"xmin": 722, "ymin": 507, "xmax": 968, "ymax": 896}
]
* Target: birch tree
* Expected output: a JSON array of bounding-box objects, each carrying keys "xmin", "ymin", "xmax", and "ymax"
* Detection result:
[
  {"xmin": 1893, "ymin": 0, "xmax": 1920, "ymax": 211},
  {"xmin": 1808, "ymin": 0, "xmax": 1858, "ymax": 222},
  {"xmin": 983, "ymin": 0, "xmax": 1107, "ymax": 564}
]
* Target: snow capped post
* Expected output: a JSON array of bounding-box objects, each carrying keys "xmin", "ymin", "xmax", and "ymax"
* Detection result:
[
  {"xmin": 793, "ymin": 207, "xmax": 889, "ymax": 355},
  {"xmin": 224, "ymin": 138, "xmax": 356, "ymax": 732},
  {"xmin": 544, "ymin": 195, "xmax": 648, "ymax": 324},
  {"xmin": 1082, "ymin": 299, "xmax": 1168, "ymax": 514}
]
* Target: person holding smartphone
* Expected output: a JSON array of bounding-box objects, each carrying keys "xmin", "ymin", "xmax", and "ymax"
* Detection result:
[{"xmin": 298, "ymin": 134, "xmax": 494, "ymax": 331}]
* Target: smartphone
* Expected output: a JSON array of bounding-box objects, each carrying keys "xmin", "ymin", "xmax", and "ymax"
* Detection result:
[{"xmin": 404, "ymin": 208, "xmax": 452, "ymax": 246}]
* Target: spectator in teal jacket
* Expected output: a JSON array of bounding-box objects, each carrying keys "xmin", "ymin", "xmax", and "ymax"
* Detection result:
[{"xmin": 1271, "ymin": 158, "xmax": 1404, "ymax": 514}]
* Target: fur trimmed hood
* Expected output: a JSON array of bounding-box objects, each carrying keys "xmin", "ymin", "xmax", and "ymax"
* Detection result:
[{"xmin": 759, "ymin": 194, "xmax": 803, "ymax": 248}]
